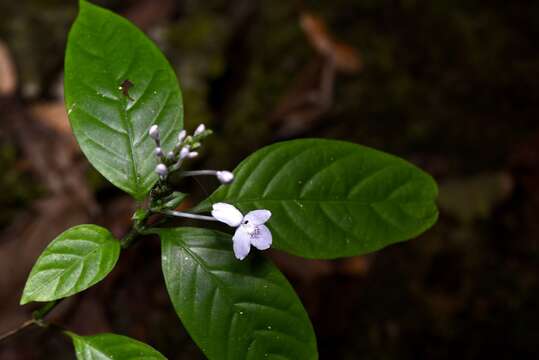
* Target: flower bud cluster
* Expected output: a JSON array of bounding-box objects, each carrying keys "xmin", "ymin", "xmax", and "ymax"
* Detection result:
[
  {"xmin": 149, "ymin": 124, "xmax": 232, "ymax": 185},
  {"xmin": 150, "ymin": 123, "xmax": 210, "ymax": 179}
]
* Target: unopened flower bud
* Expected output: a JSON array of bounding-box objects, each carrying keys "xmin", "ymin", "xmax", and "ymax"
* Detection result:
[
  {"xmin": 179, "ymin": 147, "xmax": 190, "ymax": 159},
  {"xmin": 187, "ymin": 151, "xmax": 198, "ymax": 159},
  {"xmin": 190, "ymin": 142, "xmax": 201, "ymax": 150},
  {"xmin": 149, "ymin": 125, "xmax": 160, "ymax": 141},
  {"xmin": 154, "ymin": 147, "xmax": 164, "ymax": 157},
  {"xmin": 166, "ymin": 151, "xmax": 175, "ymax": 161},
  {"xmin": 194, "ymin": 124, "xmax": 206, "ymax": 136},
  {"xmin": 178, "ymin": 130, "xmax": 187, "ymax": 142},
  {"xmin": 216, "ymin": 170, "xmax": 234, "ymax": 184},
  {"xmin": 155, "ymin": 163, "xmax": 168, "ymax": 177}
]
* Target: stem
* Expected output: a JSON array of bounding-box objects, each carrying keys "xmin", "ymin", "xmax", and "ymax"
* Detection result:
[
  {"xmin": 33, "ymin": 300, "xmax": 59, "ymax": 320},
  {"xmin": 160, "ymin": 209, "xmax": 217, "ymax": 221},
  {"xmin": 168, "ymin": 159, "xmax": 184, "ymax": 173},
  {"xmin": 1, "ymin": 212, "xmax": 153, "ymax": 343},
  {"xmin": 120, "ymin": 226, "xmax": 141, "ymax": 249},
  {"xmin": 179, "ymin": 170, "xmax": 217, "ymax": 177},
  {"xmin": 120, "ymin": 208, "xmax": 152, "ymax": 248},
  {"xmin": 2, "ymin": 158, "xmax": 212, "ymax": 342},
  {"xmin": 0, "ymin": 319, "xmax": 35, "ymax": 342},
  {"xmin": 0, "ymin": 298, "xmax": 61, "ymax": 343}
]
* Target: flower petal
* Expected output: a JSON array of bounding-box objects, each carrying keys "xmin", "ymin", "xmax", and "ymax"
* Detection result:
[
  {"xmin": 250, "ymin": 224, "xmax": 272, "ymax": 251},
  {"xmin": 232, "ymin": 227, "xmax": 251, "ymax": 260},
  {"xmin": 211, "ymin": 203, "xmax": 243, "ymax": 227},
  {"xmin": 244, "ymin": 209, "xmax": 272, "ymax": 225}
]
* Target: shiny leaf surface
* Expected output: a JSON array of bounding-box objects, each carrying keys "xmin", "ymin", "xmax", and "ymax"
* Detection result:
[
  {"xmin": 65, "ymin": 0, "xmax": 183, "ymax": 199},
  {"xmin": 199, "ymin": 139, "xmax": 438, "ymax": 258},
  {"xmin": 160, "ymin": 227, "xmax": 318, "ymax": 360},
  {"xmin": 68, "ymin": 332, "xmax": 166, "ymax": 359},
  {"xmin": 20, "ymin": 225, "xmax": 120, "ymax": 304}
]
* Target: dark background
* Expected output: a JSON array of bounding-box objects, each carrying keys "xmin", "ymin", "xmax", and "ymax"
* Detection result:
[{"xmin": 0, "ymin": 0, "xmax": 538, "ymax": 359}]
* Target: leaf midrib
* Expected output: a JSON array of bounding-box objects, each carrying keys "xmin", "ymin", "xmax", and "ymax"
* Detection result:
[
  {"xmin": 83, "ymin": 341, "xmax": 115, "ymax": 360},
  {"xmin": 228, "ymin": 198, "xmax": 434, "ymax": 205},
  {"xmin": 24, "ymin": 239, "xmax": 110, "ymax": 302},
  {"xmin": 167, "ymin": 236, "xmax": 307, "ymax": 359},
  {"xmin": 118, "ymin": 87, "xmax": 139, "ymax": 192},
  {"xmin": 75, "ymin": 14, "xmax": 141, "ymax": 193}
]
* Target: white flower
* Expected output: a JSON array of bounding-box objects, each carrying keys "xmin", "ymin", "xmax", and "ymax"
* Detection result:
[
  {"xmin": 179, "ymin": 146, "xmax": 190, "ymax": 159},
  {"xmin": 211, "ymin": 203, "xmax": 272, "ymax": 260},
  {"xmin": 178, "ymin": 129, "xmax": 187, "ymax": 142},
  {"xmin": 216, "ymin": 170, "xmax": 234, "ymax": 184},
  {"xmin": 155, "ymin": 163, "xmax": 168, "ymax": 177},
  {"xmin": 194, "ymin": 123, "xmax": 206, "ymax": 136},
  {"xmin": 149, "ymin": 124, "xmax": 160, "ymax": 140}
]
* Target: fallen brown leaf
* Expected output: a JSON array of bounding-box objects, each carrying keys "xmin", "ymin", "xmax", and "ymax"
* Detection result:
[
  {"xmin": 300, "ymin": 12, "xmax": 362, "ymax": 73},
  {"xmin": 0, "ymin": 40, "xmax": 17, "ymax": 96}
]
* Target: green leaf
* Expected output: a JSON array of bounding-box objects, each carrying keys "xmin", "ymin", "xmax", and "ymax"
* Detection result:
[
  {"xmin": 67, "ymin": 332, "xmax": 166, "ymax": 359},
  {"xmin": 65, "ymin": 0, "xmax": 183, "ymax": 199},
  {"xmin": 20, "ymin": 225, "xmax": 120, "ymax": 305},
  {"xmin": 159, "ymin": 191, "xmax": 188, "ymax": 210},
  {"xmin": 199, "ymin": 139, "xmax": 438, "ymax": 259},
  {"xmin": 159, "ymin": 227, "xmax": 318, "ymax": 360}
]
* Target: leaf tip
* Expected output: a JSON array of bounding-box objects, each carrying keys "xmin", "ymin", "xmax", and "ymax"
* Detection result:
[
  {"xmin": 64, "ymin": 330, "xmax": 79, "ymax": 340},
  {"xmin": 19, "ymin": 294, "xmax": 31, "ymax": 306},
  {"xmin": 78, "ymin": 0, "xmax": 97, "ymax": 16}
]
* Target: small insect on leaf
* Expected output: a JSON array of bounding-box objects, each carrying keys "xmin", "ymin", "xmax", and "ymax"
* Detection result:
[{"xmin": 118, "ymin": 79, "xmax": 134, "ymax": 101}]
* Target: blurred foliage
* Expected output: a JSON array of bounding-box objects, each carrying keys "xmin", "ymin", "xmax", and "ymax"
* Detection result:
[
  {"xmin": 0, "ymin": 142, "xmax": 44, "ymax": 228},
  {"xmin": 438, "ymin": 172, "xmax": 513, "ymax": 223},
  {"xmin": 0, "ymin": 0, "xmax": 76, "ymax": 98}
]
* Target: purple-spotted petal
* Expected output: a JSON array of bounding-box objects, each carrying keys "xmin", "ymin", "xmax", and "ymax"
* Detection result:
[{"xmin": 250, "ymin": 224, "xmax": 272, "ymax": 250}]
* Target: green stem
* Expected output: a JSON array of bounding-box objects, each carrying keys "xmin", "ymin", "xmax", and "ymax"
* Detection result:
[
  {"xmin": 32, "ymin": 300, "xmax": 59, "ymax": 320},
  {"xmin": 120, "ymin": 207, "xmax": 153, "ymax": 248},
  {"xmin": 119, "ymin": 226, "xmax": 141, "ymax": 249}
]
